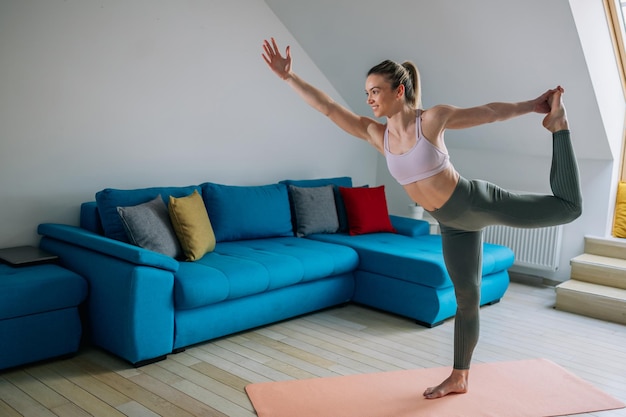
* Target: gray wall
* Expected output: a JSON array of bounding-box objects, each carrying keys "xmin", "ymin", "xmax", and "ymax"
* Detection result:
[{"xmin": 0, "ymin": 0, "xmax": 377, "ymax": 247}]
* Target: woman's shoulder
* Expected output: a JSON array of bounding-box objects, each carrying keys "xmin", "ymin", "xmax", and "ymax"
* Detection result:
[
  {"xmin": 420, "ymin": 104, "xmax": 458, "ymax": 124},
  {"xmin": 363, "ymin": 120, "xmax": 387, "ymax": 153},
  {"xmin": 419, "ymin": 105, "xmax": 452, "ymax": 141},
  {"xmin": 422, "ymin": 104, "xmax": 455, "ymax": 116}
]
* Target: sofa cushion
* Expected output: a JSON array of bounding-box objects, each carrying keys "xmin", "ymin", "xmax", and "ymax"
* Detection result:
[
  {"xmin": 389, "ymin": 215, "xmax": 431, "ymax": 237},
  {"xmin": 307, "ymin": 233, "xmax": 515, "ymax": 288},
  {"xmin": 173, "ymin": 237, "xmax": 359, "ymax": 310},
  {"xmin": 169, "ymin": 190, "xmax": 216, "ymax": 261},
  {"xmin": 613, "ymin": 181, "xmax": 626, "ymax": 238},
  {"xmin": 201, "ymin": 182, "xmax": 293, "ymax": 242},
  {"xmin": 288, "ymin": 185, "xmax": 339, "ymax": 237},
  {"xmin": 96, "ymin": 185, "xmax": 201, "ymax": 242},
  {"xmin": 0, "ymin": 264, "xmax": 87, "ymax": 320},
  {"xmin": 281, "ymin": 177, "xmax": 352, "ymax": 232},
  {"xmin": 117, "ymin": 195, "xmax": 182, "ymax": 258},
  {"xmin": 339, "ymin": 185, "xmax": 396, "ymax": 235},
  {"xmin": 80, "ymin": 202, "xmax": 103, "ymax": 234}
]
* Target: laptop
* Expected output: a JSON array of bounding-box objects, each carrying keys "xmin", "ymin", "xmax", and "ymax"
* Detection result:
[{"xmin": 0, "ymin": 246, "xmax": 58, "ymax": 266}]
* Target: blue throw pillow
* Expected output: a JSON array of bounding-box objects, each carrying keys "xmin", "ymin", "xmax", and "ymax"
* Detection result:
[
  {"xmin": 96, "ymin": 185, "xmax": 201, "ymax": 242},
  {"xmin": 280, "ymin": 177, "xmax": 353, "ymax": 232},
  {"xmin": 201, "ymin": 182, "xmax": 293, "ymax": 242}
]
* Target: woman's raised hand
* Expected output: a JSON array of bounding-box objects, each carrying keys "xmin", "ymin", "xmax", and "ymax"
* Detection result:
[{"xmin": 262, "ymin": 38, "xmax": 292, "ymax": 80}]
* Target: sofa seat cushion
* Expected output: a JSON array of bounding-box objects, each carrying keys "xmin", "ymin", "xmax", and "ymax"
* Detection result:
[
  {"xmin": 0, "ymin": 264, "xmax": 87, "ymax": 320},
  {"xmin": 174, "ymin": 237, "xmax": 358, "ymax": 310},
  {"xmin": 307, "ymin": 232, "xmax": 515, "ymax": 288}
]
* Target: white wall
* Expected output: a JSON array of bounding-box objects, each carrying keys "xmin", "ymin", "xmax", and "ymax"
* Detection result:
[{"xmin": 0, "ymin": 0, "xmax": 378, "ymax": 248}]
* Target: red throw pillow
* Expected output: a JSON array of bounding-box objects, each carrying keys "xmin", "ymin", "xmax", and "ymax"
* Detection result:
[{"xmin": 339, "ymin": 185, "xmax": 396, "ymax": 235}]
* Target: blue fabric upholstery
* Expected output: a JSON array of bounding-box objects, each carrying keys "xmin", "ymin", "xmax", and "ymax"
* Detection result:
[
  {"xmin": 307, "ymin": 231, "xmax": 514, "ymax": 326},
  {"xmin": 173, "ymin": 273, "xmax": 355, "ymax": 350},
  {"xmin": 0, "ymin": 263, "xmax": 87, "ymax": 370},
  {"xmin": 38, "ymin": 223, "xmax": 179, "ymax": 272},
  {"xmin": 390, "ymin": 214, "xmax": 431, "ymax": 237},
  {"xmin": 307, "ymin": 232, "xmax": 515, "ymax": 287},
  {"xmin": 309, "ymin": 232, "xmax": 451, "ymax": 287},
  {"xmin": 0, "ymin": 309, "xmax": 83, "ymax": 370},
  {"xmin": 0, "ymin": 264, "xmax": 86, "ymax": 319},
  {"xmin": 174, "ymin": 237, "xmax": 359, "ymax": 310},
  {"xmin": 201, "ymin": 182, "xmax": 293, "ymax": 242},
  {"xmin": 39, "ymin": 236, "xmax": 176, "ymax": 365},
  {"xmin": 280, "ymin": 176, "xmax": 353, "ymax": 188},
  {"xmin": 80, "ymin": 202, "xmax": 103, "ymax": 234},
  {"xmin": 353, "ymin": 270, "xmax": 457, "ymax": 325},
  {"xmin": 352, "ymin": 269, "xmax": 511, "ymax": 326}
]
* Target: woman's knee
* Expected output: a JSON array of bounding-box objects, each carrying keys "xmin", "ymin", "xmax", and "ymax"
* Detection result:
[
  {"xmin": 455, "ymin": 283, "xmax": 481, "ymax": 312},
  {"xmin": 565, "ymin": 201, "xmax": 582, "ymax": 223}
]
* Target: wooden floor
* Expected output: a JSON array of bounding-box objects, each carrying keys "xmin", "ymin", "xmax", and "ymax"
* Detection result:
[{"xmin": 1, "ymin": 280, "xmax": 625, "ymax": 417}]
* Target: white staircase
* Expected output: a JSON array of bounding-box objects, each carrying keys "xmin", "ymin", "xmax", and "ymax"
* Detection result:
[{"xmin": 555, "ymin": 236, "xmax": 626, "ymax": 324}]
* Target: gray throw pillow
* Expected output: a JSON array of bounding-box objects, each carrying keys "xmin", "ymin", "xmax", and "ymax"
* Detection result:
[
  {"xmin": 117, "ymin": 195, "xmax": 182, "ymax": 258},
  {"xmin": 289, "ymin": 185, "xmax": 339, "ymax": 237}
]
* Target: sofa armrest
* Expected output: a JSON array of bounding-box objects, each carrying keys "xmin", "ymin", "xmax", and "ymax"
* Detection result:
[
  {"xmin": 38, "ymin": 224, "xmax": 177, "ymax": 365},
  {"xmin": 390, "ymin": 215, "xmax": 431, "ymax": 237},
  {"xmin": 38, "ymin": 223, "xmax": 179, "ymax": 272}
]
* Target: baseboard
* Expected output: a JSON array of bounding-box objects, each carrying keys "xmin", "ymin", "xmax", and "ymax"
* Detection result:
[{"xmin": 509, "ymin": 271, "xmax": 560, "ymax": 288}]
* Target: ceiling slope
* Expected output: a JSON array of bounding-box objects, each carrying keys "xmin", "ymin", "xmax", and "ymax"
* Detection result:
[{"xmin": 265, "ymin": 0, "xmax": 615, "ymax": 160}]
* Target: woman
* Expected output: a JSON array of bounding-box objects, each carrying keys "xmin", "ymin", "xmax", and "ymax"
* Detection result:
[{"xmin": 262, "ymin": 37, "xmax": 582, "ymax": 399}]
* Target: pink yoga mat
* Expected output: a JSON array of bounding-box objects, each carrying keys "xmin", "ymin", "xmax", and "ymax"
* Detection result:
[{"xmin": 245, "ymin": 359, "xmax": 625, "ymax": 417}]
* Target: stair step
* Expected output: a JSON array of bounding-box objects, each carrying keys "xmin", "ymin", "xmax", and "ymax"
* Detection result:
[
  {"xmin": 555, "ymin": 280, "xmax": 626, "ymax": 325},
  {"xmin": 570, "ymin": 253, "xmax": 626, "ymax": 289},
  {"xmin": 584, "ymin": 236, "xmax": 626, "ymax": 260}
]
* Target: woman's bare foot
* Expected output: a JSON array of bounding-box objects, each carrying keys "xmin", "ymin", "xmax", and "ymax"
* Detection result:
[
  {"xmin": 542, "ymin": 86, "xmax": 569, "ymax": 133},
  {"xmin": 423, "ymin": 369, "xmax": 469, "ymax": 399}
]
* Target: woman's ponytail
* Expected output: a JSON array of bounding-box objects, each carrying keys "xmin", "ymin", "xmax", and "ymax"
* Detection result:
[{"xmin": 402, "ymin": 61, "xmax": 421, "ymax": 109}]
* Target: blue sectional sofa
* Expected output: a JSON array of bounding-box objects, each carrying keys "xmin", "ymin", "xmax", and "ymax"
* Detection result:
[{"xmin": 38, "ymin": 177, "xmax": 514, "ymax": 366}]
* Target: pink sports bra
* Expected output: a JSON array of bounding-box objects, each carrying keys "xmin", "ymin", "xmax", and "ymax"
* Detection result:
[{"xmin": 384, "ymin": 110, "xmax": 451, "ymax": 185}]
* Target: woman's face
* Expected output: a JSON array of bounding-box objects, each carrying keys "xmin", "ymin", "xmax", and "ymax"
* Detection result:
[{"xmin": 365, "ymin": 74, "xmax": 398, "ymax": 118}]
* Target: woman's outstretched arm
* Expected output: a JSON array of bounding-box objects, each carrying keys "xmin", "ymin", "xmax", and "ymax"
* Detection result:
[
  {"xmin": 422, "ymin": 88, "xmax": 561, "ymax": 139},
  {"xmin": 262, "ymin": 38, "xmax": 384, "ymax": 148}
]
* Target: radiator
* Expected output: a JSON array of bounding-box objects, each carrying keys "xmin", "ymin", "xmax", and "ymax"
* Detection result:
[{"xmin": 483, "ymin": 225, "xmax": 563, "ymax": 271}]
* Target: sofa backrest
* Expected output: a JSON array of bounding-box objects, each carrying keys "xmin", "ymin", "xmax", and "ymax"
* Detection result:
[
  {"xmin": 81, "ymin": 177, "xmax": 357, "ymax": 246},
  {"xmin": 80, "ymin": 202, "xmax": 104, "ymax": 235},
  {"xmin": 94, "ymin": 186, "xmax": 202, "ymax": 243},
  {"xmin": 83, "ymin": 182, "xmax": 298, "ymax": 244},
  {"xmin": 201, "ymin": 182, "xmax": 293, "ymax": 242}
]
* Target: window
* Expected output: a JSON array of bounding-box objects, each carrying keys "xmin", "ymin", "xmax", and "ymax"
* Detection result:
[{"xmin": 604, "ymin": 0, "xmax": 626, "ymax": 179}]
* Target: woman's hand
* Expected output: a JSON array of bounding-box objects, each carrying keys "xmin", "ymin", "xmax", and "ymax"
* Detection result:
[{"xmin": 262, "ymin": 38, "xmax": 292, "ymax": 80}]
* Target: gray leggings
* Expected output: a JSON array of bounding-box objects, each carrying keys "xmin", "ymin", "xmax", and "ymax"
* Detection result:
[{"xmin": 427, "ymin": 130, "xmax": 582, "ymax": 369}]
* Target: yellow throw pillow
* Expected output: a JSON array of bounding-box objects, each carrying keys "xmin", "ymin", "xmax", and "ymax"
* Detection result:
[
  {"xmin": 169, "ymin": 190, "xmax": 216, "ymax": 261},
  {"xmin": 613, "ymin": 182, "xmax": 626, "ymax": 238}
]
